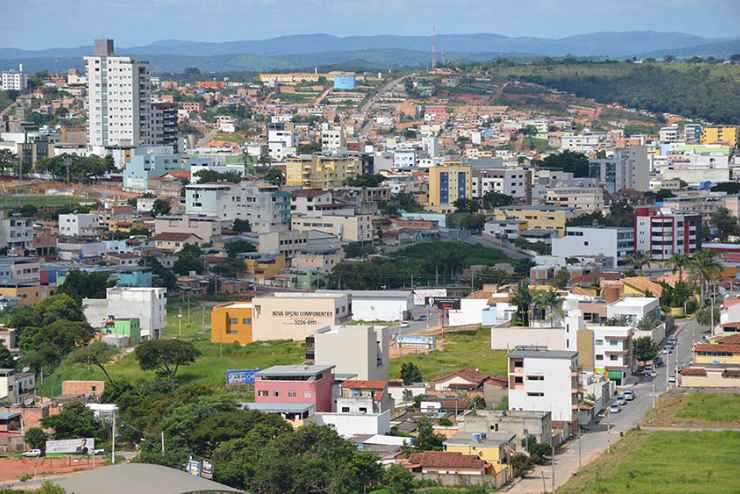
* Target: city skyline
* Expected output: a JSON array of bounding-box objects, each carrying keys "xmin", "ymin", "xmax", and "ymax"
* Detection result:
[{"xmin": 1, "ymin": 0, "xmax": 740, "ymax": 50}]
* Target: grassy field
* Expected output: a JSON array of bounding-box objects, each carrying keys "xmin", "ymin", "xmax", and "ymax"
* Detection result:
[
  {"xmin": 38, "ymin": 298, "xmax": 304, "ymax": 396},
  {"xmin": 643, "ymin": 392, "xmax": 740, "ymax": 428},
  {"xmin": 0, "ymin": 194, "xmax": 81, "ymax": 209},
  {"xmin": 557, "ymin": 430, "xmax": 740, "ymax": 494},
  {"xmin": 389, "ymin": 327, "xmax": 508, "ymax": 381}
]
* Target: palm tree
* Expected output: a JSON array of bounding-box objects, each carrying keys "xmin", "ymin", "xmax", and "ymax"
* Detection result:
[
  {"xmin": 512, "ymin": 281, "xmax": 532, "ymax": 326},
  {"xmin": 629, "ymin": 251, "xmax": 652, "ymax": 272},
  {"xmin": 688, "ymin": 250, "xmax": 722, "ymax": 307},
  {"xmin": 533, "ymin": 289, "xmax": 563, "ymax": 327},
  {"xmin": 670, "ymin": 253, "xmax": 690, "ymax": 281}
]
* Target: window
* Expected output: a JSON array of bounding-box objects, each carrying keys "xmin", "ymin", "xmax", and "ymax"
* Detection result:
[
  {"xmin": 272, "ymin": 391, "xmax": 279, "ymax": 397},
  {"xmin": 304, "ymin": 391, "xmax": 312, "ymax": 398},
  {"xmin": 257, "ymin": 390, "xmax": 268, "ymax": 397},
  {"xmin": 341, "ymin": 407, "xmax": 350, "ymax": 413},
  {"xmin": 359, "ymin": 407, "xmax": 367, "ymax": 413},
  {"xmin": 596, "ymin": 355, "xmax": 604, "ymax": 361},
  {"xmin": 288, "ymin": 391, "xmax": 296, "ymax": 398},
  {"xmin": 243, "ymin": 318, "xmax": 252, "ymax": 325},
  {"xmin": 527, "ymin": 375, "xmax": 544, "ymax": 381},
  {"xmin": 527, "ymin": 392, "xmax": 544, "ymax": 397}
]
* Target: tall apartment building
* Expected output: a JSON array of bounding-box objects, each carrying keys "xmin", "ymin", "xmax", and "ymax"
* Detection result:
[
  {"xmin": 589, "ymin": 146, "xmax": 650, "ymax": 193},
  {"xmin": 285, "ymin": 155, "xmax": 361, "ymax": 188},
  {"xmin": 151, "ymin": 102, "xmax": 178, "ymax": 151},
  {"xmin": 321, "ymin": 124, "xmax": 345, "ymax": 154},
  {"xmin": 428, "ymin": 162, "xmax": 473, "ymax": 212},
  {"xmin": 85, "ymin": 39, "xmax": 152, "ymax": 153},
  {"xmin": 634, "ymin": 207, "xmax": 702, "ymax": 261},
  {"xmin": 1, "ymin": 65, "xmax": 28, "ymax": 91},
  {"xmin": 472, "ymin": 168, "xmax": 532, "ymax": 202},
  {"xmin": 701, "ymin": 126, "xmax": 738, "ymax": 147},
  {"xmin": 507, "ymin": 347, "xmax": 579, "ymax": 431},
  {"xmin": 267, "ymin": 122, "xmax": 297, "ymax": 161}
]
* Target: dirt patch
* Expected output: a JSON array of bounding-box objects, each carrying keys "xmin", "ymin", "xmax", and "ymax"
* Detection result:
[{"xmin": 0, "ymin": 456, "xmax": 106, "ymax": 482}]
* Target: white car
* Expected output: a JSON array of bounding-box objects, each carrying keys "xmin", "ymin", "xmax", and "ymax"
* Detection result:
[
  {"xmin": 624, "ymin": 391, "xmax": 635, "ymax": 401},
  {"xmin": 609, "ymin": 405, "xmax": 621, "ymax": 413},
  {"xmin": 22, "ymin": 449, "xmax": 42, "ymax": 458},
  {"xmin": 399, "ymin": 322, "xmax": 410, "ymax": 328}
]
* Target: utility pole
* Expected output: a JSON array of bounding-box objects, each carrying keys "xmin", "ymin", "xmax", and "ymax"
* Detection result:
[
  {"xmin": 112, "ymin": 413, "xmax": 116, "ymax": 465},
  {"xmin": 161, "ymin": 431, "xmax": 165, "ymax": 454}
]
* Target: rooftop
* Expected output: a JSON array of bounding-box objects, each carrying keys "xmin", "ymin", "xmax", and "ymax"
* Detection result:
[
  {"xmin": 241, "ymin": 402, "xmax": 314, "ymax": 413},
  {"xmin": 257, "ymin": 364, "xmax": 334, "ymax": 378},
  {"xmin": 509, "ymin": 348, "xmax": 578, "ymax": 360}
]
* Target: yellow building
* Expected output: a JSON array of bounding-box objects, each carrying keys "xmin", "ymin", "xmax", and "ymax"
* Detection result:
[
  {"xmin": 493, "ymin": 206, "xmax": 570, "ymax": 237},
  {"xmin": 285, "ymin": 155, "xmax": 361, "ymax": 188},
  {"xmin": 211, "ymin": 302, "xmax": 254, "ymax": 346},
  {"xmin": 701, "ymin": 126, "xmax": 739, "ymax": 147},
  {"xmin": 444, "ymin": 432, "xmax": 514, "ymax": 479},
  {"xmin": 0, "ymin": 285, "xmax": 41, "ymax": 306},
  {"xmin": 244, "ymin": 255, "xmax": 286, "ymax": 284},
  {"xmin": 694, "ymin": 342, "xmax": 740, "ymax": 365},
  {"xmin": 428, "ymin": 162, "xmax": 473, "ymax": 212}
]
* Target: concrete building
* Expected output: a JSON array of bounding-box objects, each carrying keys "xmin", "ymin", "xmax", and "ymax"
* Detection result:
[
  {"xmin": 291, "ymin": 213, "xmax": 373, "ymax": 243},
  {"xmin": 507, "ymin": 347, "xmax": 579, "ymax": 431},
  {"xmin": 85, "ymin": 39, "xmax": 152, "ymax": 153},
  {"xmin": 58, "ymin": 213, "xmax": 99, "ymax": 238},
  {"xmin": 122, "ymin": 146, "xmax": 182, "ymax": 192},
  {"xmin": 150, "ymin": 102, "xmax": 178, "ymax": 151},
  {"xmin": 0, "ymin": 215, "xmax": 33, "ymax": 253},
  {"xmin": 634, "ymin": 207, "xmax": 702, "ymax": 261},
  {"xmin": 291, "ymin": 249, "xmax": 344, "ymax": 273},
  {"xmin": 255, "ymin": 364, "xmax": 335, "ymax": 413},
  {"xmin": 701, "ymin": 126, "xmax": 738, "ymax": 147},
  {"xmin": 1, "ymin": 66, "xmax": 28, "ymax": 91},
  {"xmin": 589, "ymin": 146, "xmax": 650, "ymax": 193},
  {"xmin": 321, "ymin": 124, "xmax": 345, "ymax": 154},
  {"xmin": 578, "ymin": 323, "xmax": 634, "ymax": 385},
  {"xmin": 493, "ymin": 206, "xmax": 571, "ymax": 237},
  {"xmin": 83, "ymin": 287, "xmax": 167, "ymax": 340},
  {"xmin": 251, "ymin": 292, "xmax": 351, "ymax": 341},
  {"xmin": 428, "ymin": 162, "xmax": 473, "ymax": 212},
  {"xmin": 472, "ymin": 168, "xmax": 531, "ymax": 202},
  {"xmin": 290, "ymin": 189, "xmax": 333, "ymax": 215},
  {"xmin": 285, "ymin": 155, "xmax": 361, "ymax": 188},
  {"xmin": 153, "ymin": 215, "xmax": 224, "ymax": 243},
  {"xmin": 0, "ymin": 369, "xmax": 35, "ymax": 405},
  {"xmin": 463, "ymin": 409, "xmax": 552, "ymax": 447},
  {"xmin": 312, "ymin": 325, "xmax": 390, "ymax": 381},
  {"xmin": 267, "ymin": 122, "xmax": 297, "ymax": 161},
  {"xmin": 210, "ymin": 302, "xmax": 253, "ymax": 346},
  {"xmin": 606, "ymin": 297, "xmax": 661, "ymax": 326},
  {"xmin": 545, "ymin": 187, "xmax": 604, "ymax": 213},
  {"xmin": 319, "ymin": 290, "xmax": 412, "ymax": 322},
  {"xmin": 257, "ymin": 230, "xmax": 340, "ymax": 258},
  {"xmin": 552, "ymin": 227, "xmax": 635, "ymax": 268}
]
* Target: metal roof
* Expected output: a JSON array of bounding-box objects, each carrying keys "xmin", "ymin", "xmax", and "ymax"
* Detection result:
[
  {"xmin": 256, "ymin": 364, "xmax": 334, "ymax": 377},
  {"xmin": 509, "ymin": 349, "xmax": 578, "ymax": 360},
  {"xmin": 241, "ymin": 402, "xmax": 314, "ymax": 413}
]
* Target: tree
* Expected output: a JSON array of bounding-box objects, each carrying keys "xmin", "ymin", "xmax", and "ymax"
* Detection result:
[
  {"xmin": 20, "ymin": 319, "xmax": 96, "ymax": 373},
  {"xmin": 481, "ymin": 191, "xmax": 514, "ymax": 209},
  {"xmin": 688, "ymin": 251, "xmax": 721, "ymax": 306},
  {"xmin": 458, "ymin": 213, "xmax": 486, "ymax": 232},
  {"xmin": 24, "ymin": 427, "xmax": 48, "ymax": 451},
  {"xmin": 711, "ymin": 182, "xmax": 740, "ymax": 194},
  {"xmin": 415, "ymin": 417, "xmax": 444, "ymax": 451},
  {"xmin": 72, "ymin": 342, "xmax": 118, "ymax": 383},
  {"xmin": 144, "ymin": 256, "xmax": 177, "ymax": 290},
  {"xmin": 633, "ymin": 336, "xmax": 659, "ymax": 362},
  {"xmin": 535, "ymin": 150, "xmax": 590, "ymax": 177},
  {"xmin": 151, "ymin": 198, "xmax": 172, "ymax": 217},
  {"xmin": 512, "ymin": 281, "xmax": 532, "ymax": 326},
  {"xmin": 59, "ymin": 270, "xmax": 112, "ymax": 301},
  {"xmin": 383, "ymin": 464, "xmax": 414, "ymax": 494},
  {"xmin": 696, "ymin": 305, "xmax": 720, "ymax": 328},
  {"xmin": 225, "ymin": 240, "xmax": 256, "ymax": 258},
  {"xmin": 400, "ymin": 362, "xmax": 423, "ymax": 385},
  {"xmin": 629, "ymin": 252, "xmax": 652, "ymax": 272},
  {"xmin": 41, "ymin": 401, "xmax": 101, "ymax": 440},
  {"xmin": 173, "ymin": 244, "xmax": 204, "ymax": 275},
  {"xmin": 194, "ymin": 169, "xmax": 242, "ymax": 184},
  {"xmin": 135, "ymin": 339, "xmax": 201, "ymax": 377},
  {"xmin": 262, "ymin": 167, "xmax": 284, "ymax": 186},
  {"xmin": 710, "ymin": 207, "xmax": 740, "ymax": 242},
  {"xmin": 232, "ymin": 218, "xmax": 251, "ymax": 233},
  {"xmin": 330, "ymin": 452, "xmax": 383, "ymax": 494},
  {"xmin": 532, "ymin": 289, "xmax": 563, "ymax": 327},
  {"xmin": 553, "ymin": 268, "xmax": 570, "ymax": 289},
  {"xmin": 670, "ymin": 253, "xmax": 690, "ymax": 281},
  {"xmin": 453, "ymin": 198, "xmax": 479, "ymax": 213},
  {"xmin": 0, "ymin": 149, "xmax": 17, "ymax": 175},
  {"xmin": 344, "ymin": 174, "xmax": 386, "ymax": 187},
  {"xmin": 0, "ymin": 344, "xmax": 15, "ymax": 369}
]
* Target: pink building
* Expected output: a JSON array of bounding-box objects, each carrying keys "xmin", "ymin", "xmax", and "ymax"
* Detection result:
[{"xmin": 255, "ymin": 365, "xmax": 335, "ymax": 413}]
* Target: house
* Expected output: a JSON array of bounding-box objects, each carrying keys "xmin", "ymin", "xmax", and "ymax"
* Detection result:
[
  {"xmin": 254, "ymin": 365, "xmax": 335, "ymax": 413},
  {"xmin": 0, "ymin": 369, "xmax": 35, "ymax": 405},
  {"xmin": 337, "ymin": 380, "xmax": 393, "ymax": 414},
  {"xmin": 83, "ymin": 287, "xmax": 167, "ymax": 340},
  {"xmin": 622, "ymin": 277, "xmax": 663, "ymax": 298},
  {"xmin": 463, "ymin": 409, "xmax": 553, "ymax": 447},
  {"xmin": 444, "ymin": 432, "xmax": 515, "ymax": 485},
  {"xmin": 406, "ymin": 451, "xmax": 489, "ymax": 476},
  {"xmin": 62, "ymin": 380, "xmax": 105, "ymax": 398},
  {"xmin": 152, "ymin": 232, "xmax": 204, "ymax": 252},
  {"xmin": 431, "ymin": 368, "xmax": 491, "ymax": 392}
]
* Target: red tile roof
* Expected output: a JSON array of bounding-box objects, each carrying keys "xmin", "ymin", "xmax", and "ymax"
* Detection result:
[
  {"xmin": 408, "ymin": 451, "xmax": 487, "ymax": 470},
  {"xmin": 343, "ymin": 380, "xmax": 388, "ymax": 390},
  {"xmin": 432, "ymin": 368, "xmax": 491, "ymax": 386},
  {"xmin": 694, "ymin": 343, "xmax": 740, "ymax": 354},
  {"xmin": 152, "ymin": 232, "xmax": 203, "ymax": 242},
  {"xmin": 718, "ymin": 334, "xmax": 740, "ymax": 345}
]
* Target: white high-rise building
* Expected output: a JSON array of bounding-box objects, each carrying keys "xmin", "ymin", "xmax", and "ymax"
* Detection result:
[
  {"xmin": 321, "ymin": 123, "xmax": 345, "ymax": 154},
  {"xmin": 85, "ymin": 39, "xmax": 152, "ymax": 154},
  {"xmin": 1, "ymin": 65, "xmax": 27, "ymax": 91}
]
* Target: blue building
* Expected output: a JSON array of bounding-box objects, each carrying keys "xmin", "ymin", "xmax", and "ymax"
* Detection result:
[
  {"xmin": 333, "ymin": 74, "xmax": 356, "ymax": 90},
  {"xmin": 123, "ymin": 147, "xmax": 183, "ymax": 192}
]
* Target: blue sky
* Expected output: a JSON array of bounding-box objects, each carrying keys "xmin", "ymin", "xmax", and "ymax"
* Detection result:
[{"xmin": 1, "ymin": 0, "xmax": 739, "ymax": 49}]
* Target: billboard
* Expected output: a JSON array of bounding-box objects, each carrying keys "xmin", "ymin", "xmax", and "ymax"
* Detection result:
[
  {"xmin": 413, "ymin": 289, "xmax": 447, "ymax": 305},
  {"xmin": 186, "ymin": 457, "xmax": 201, "ymax": 477},
  {"xmin": 432, "ymin": 297, "xmax": 461, "ymax": 310},
  {"xmin": 225, "ymin": 368, "xmax": 260, "ymax": 385},
  {"xmin": 397, "ymin": 335, "xmax": 436, "ymax": 347},
  {"xmin": 45, "ymin": 438, "xmax": 95, "ymax": 455}
]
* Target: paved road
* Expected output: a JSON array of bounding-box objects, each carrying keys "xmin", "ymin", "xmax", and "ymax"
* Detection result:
[
  {"xmin": 507, "ymin": 318, "xmax": 703, "ymax": 493},
  {"xmin": 358, "ymin": 73, "xmax": 412, "ymax": 132}
]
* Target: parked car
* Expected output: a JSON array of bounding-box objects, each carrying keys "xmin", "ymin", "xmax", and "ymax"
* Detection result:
[
  {"xmin": 624, "ymin": 390, "xmax": 635, "ymax": 401},
  {"xmin": 399, "ymin": 322, "xmax": 410, "ymax": 328},
  {"xmin": 649, "ymin": 370, "xmax": 658, "ymax": 378},
  {"xmin": 93, "ymin": 449, "xmax": 105, "ymax": 456},
  {"xmin": 609, "ymin": 405, "xmax": 621, "ymax": 414},
  {"xmin": 614, "ymin": 396, "xmax": 626, "ymax": 406},
  {"xmin": 22, "ymin": 449, "xmax": 41, "ymax": 458}
]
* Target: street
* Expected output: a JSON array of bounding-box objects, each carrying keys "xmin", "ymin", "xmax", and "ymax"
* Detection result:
[{"xmin": 506, "ymin": 317, "xmax": 704, "ymax": 493}]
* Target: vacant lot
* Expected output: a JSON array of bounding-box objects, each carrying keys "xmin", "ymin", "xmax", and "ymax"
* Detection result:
[
  {"xmin": 0, "ymin": 194, "xmax": 80, "ymax": 209},
  {"xmin": 389, "ymin": 327, "xmax": 507, "ymax": 381},
  {"xmin": 558, "ymin": 430, "xmax": 740, "ymax": 494},
  {"xmin": 39, "ymin": 298, "xmax": 304, "ymax": 396},
  {"xmin": 643, "ymin": 391, "xmax": 740, "ymax": 428}
]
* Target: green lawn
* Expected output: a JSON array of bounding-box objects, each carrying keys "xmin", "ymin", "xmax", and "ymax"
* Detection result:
[
  {"xmin": 675, "ymin": 392, "xmax": 740, "ymax": 423},
  {"xmin": 558, "ymin": 430, "xmax": 740, "ymax": 494},
  {"xmin": 389, "ymin": 327, "xmax": 507, "ymax": 381},
  {"xmin": 38, "ymin": 299, "xmax": 305, "ymax": 396},
  {"xmin": 0, "ymin": 195, "xmax": 81, "ymax": 209}
]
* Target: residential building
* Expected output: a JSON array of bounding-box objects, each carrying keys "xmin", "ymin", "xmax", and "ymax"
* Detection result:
[
  {"xmin": 545, "ymin": 187, "xmax": 604, "ymax": 213},
  {"xmin": 103, "ymin": 318, "xmax": 141, "ymax": 346},
  {"xmin": 58, "ymin": 213, "xmax": 99, "ymax": 238},
  {"xmin": 701, "ymin": 126, "xmax": 738, "ymax": 147},
  {"xmin": 150, "ymin": 102, "xmax": 178, "ymax": 150},
  {"xmin": 578, "ymin": 323, "xmax": 634, "ymax": 385},
  {"xmin": 290, "ymin": 189, "xmax": 333, "ymax": 215},
  {"xmin": 184, "ymin": 183, "xmax": 237, "ymax": 220},
  {"xmin": 321, "ymin": 124, "xmax": 345, "ymax": 154},
  {"xmin": 257, "ymin": 230, "xmax": 340, "ymax": 258},
  {"xmin": 493, "ymin": 206, "xmax": 571, "ymax": 237},
  {"xmin": 507, "ymin": 347, "xmax": 580, "ymax": 431},
  {"xmin": 551, "ymin": 227, "xmax": 634, "ymax": 268},
  {"xmin": 634, "ymin": 207, "xmax": 702, "ymax": 261},
  {"xmin": 285, "ymin": 155, "xmax": 361, "ymax": 188},
  {"xmin": 0, "ymin": 369, "xmax": 35, "ymax": 405},
  {"xmin": 311, "ymin": 324, "xmax": 390, "ymax": 381},
  {"xmin": 444, "ymin": 432, "xmax": 514, "ymax": 484},
  {"xmin": 238, "ymin": 183, "xmax": 291, "ymax": 233},
  {"xmin": 210, "ymin": 302, "xmax": 253, "ymax": 346},
  {"xmin": 153, "ymin": 215, "xmax": 224, "ymax": 243},
  {"xmin": 406, "ymin": 451, "xmax": 489, "ymax": 477},
  {"xmin": 658, "ymin": 126, "xmax": 680, "ymax": 143},
  {"xmin": 152, "ymin": 232, "xmax": 204, "ymax": 252},
  {"xmin": 291, "ymin": 213, "xmax": 373, "ymax": 243},
  {"xmin": 431, "ymin": 368, "xmax": 492, "ymax": 392},
  {"xmin": 1, "ymin": 66, "xmax": 27, "ymax": 91},
  {"xmin": 0, "ymin": 215, "xmax": 33, "ymax": 253},
  {"xmin": 606, "ymin": 297, "xmax": 661, "ymax": 326},
  {"xmin": 472, "ymin": 168, "xmax": 532, "ymax": 202},
  {"xmin": 83, "ymin": 287, "xmax": 167, "ymax": 340},
  {"xmin": 463, "ymin": 409, "xmax": 552, "ymax": 447},
  {"xmin": 85, "ymin": 39, "xmax": 152, "ymax": 153},
  {"xmin": 267, "ymin": 122, "xmax": 297, "ymax": 161},
  {"xmin": 254, "ymin": 365, "xmax": 335, "ymax": 413},
  {"xmin": 251, "ymin": 292, "xmax": 351, "ymax": 341},
  {"xmin": 336, "ymin": 380, "xmax": 393, "ymax": 414},
  {"xmin": 122, "ymin": 146, "xmax": 182, "ymax": 192},
  {"xmin": 589, "ymin": 146, "xmax": 650, "ymax": 193},
  {"xmin": 291, "ymin": 249, "xmax": 344, "ymax": 273},
  {"xmin": 428, "ymin": 162, "xmax": 473, "ymax": 212}
]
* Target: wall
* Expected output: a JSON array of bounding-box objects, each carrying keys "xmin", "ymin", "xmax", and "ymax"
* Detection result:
[
  {"xmin": 252, "ymin": 295, "xmax": 349, "ymax": 341},
  {"xmin": 62, "ymin": 380, "xmax": 105, "ymax": 398},
  {"xmin": 314, "ymin": 325, "xmax": 390, "ymax": 381},
  {"xmin": 211, "ymin": 305, "xmax": 253, "ymax": 345},
  {"xmin": 312, "ymin": 410, "xmax": 391, "ymax": 437},
  {"xmin": 351, "ymin": 298, "xmax": 410, "ymax": 322},
  {"xmin": 449, "ymin": 298, "xmax": 489, "ymax": 326},
  {"xmin": 491, "ymin": 327, "xmax": 567, "ymax": 351}
]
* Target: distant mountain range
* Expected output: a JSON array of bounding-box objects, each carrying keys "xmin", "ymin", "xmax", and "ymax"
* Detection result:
[{"xmin": 1, "ymin": 31, "xmax": 738, "ymax": 74}]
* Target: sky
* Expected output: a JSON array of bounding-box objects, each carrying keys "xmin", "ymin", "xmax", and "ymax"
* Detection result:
[{"xmin": 1, "ymin": 0, "xmax": 740, "ymax": 50}]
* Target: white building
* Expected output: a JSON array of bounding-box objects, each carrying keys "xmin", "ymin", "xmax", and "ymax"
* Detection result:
[
  {"xmin": 606, "ymin": 297, "xmax": 660, "ymax": 325},
  {"xmin": 267, "ymin": 123, "xmax": 297, "ymax": 161},
  {"xmin": 83, "ymin": 287, "xmax": 167, "ymax": 340},
  {"xmin": 507, "ymin": 347, "xmax": 579, "ymax": 429},
  {"xmin": 1, "ymin": 66, "xmax": 28, "ymax": 91},
  {"xmin": 393, "ymin": 150, "xmax": 416, "ymax": 170},
  {"xmin": 659, "ymin": 125, "xmax": 681, "ymax": 143},
  {"xmin": 313, "ymin": 324, "xmax": 390, "ymax": 381},
  {"xmin": 321, "ymin": 124, "xmax": 345, "ymax": 154},
  {"xmin": 589, "ymin": 146, "xmax": 650, "ymax": 193},
  {"xmin": 85, "ymin": 39, "xmax": 152, "ymax": 153},
  {"xmin": 0, "ymin": 215, "xmax": 33, "ymax": 253},
  {"xmin": 422, "ymin": 135, "xmax": 438, "ymax": 157},
  {"xmin": 589, "ymin": 324, "xmax": 634, "ymax": 385},
  {"xmin": 552, "ymin": 227, "xmax": 634, "ymax": 268},
  {"xmin": 322, "ymin": 290, "xmax": 413, "ymax": 322},
  {"xmin": 560, "ymin": 133, "xmax": 606, "ymax": 154},
  {"xmin": 58, "ymin": 213, "xmax": 99, "ymax": 238},
  {"xmin": 472, "ymin": 168, "xmax": 531, "ymax": 200}
]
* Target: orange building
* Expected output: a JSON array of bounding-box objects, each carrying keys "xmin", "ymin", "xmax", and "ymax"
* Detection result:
[{"xmin": 211, "ymin": 302, "xmax": 254, "ymax": 346}]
